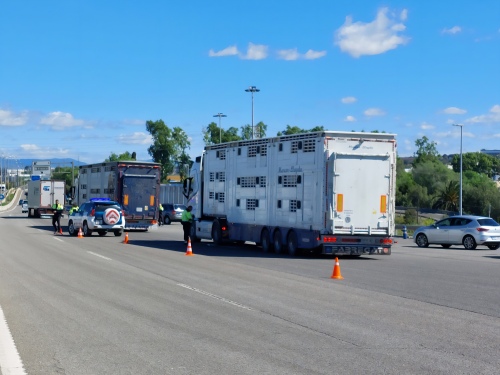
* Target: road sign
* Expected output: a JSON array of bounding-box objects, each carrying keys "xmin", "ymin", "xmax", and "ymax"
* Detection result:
[{"xmin": 0, "ymin": 194, "xmax": 5, "ymax": 200}]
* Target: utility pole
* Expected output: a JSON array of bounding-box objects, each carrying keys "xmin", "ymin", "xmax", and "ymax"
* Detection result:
[
  {"xmin": 213, "ymin": 113, "xmax": 227, "ymax": 144},
  {"xmin": 245, "ymin": 86, "xmax": 260, "ymax": 139}
]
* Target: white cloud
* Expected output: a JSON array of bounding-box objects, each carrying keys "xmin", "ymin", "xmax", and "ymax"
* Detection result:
[
  {"xmin": 303, "ymin": 49, "xmax": 327, "ymax": 60},
  {"xmin": 276, "ymin": 48, "xmax": 300, "ymax": 60},
  {"xmin": 0, "ymin": 109, "xmax": 28, "ymax": 126},
  {"xmin": 442, "ymin": 26, "xmax": 462, "ymax": 35},
  {"xmin": 341, "ymin": 96, "xmax": 357, "ymax": 104},
  {"xmin": 465, "ymin": 104, "xmax": 500, "ymax": 124},
  {"xmin": 40, "ymin": 111, "xmax": 85, "ymax": 130},
  {"xmin": 208, "ymin": 45, "xmax": 240, "ymax": 57},
  {"xmin": 117, "ymin": 132, "xmax": 152, "ymax": 145},
  {"xmin": 20, "ymin": 144, "xmax": 70, "ymax": 158},
  {"xmin": 241, "ymin": 43, "xmax": 268, "ymax": 60},
  {"xmin": 364, "ymin": 108, "xmax": 385, "ymax": 117},
  {"xmin": 335, "ymin": 7, "xmax": 410, "ymax": 58},
  {"xmin": 344, "ymin": 115, "xmax": 356, "ymax": 122},
  {"xmin": 420, "ymin": 122, "xmax": 435, "ymax": 130},
  {"xmin": 276, "ymin": 48, "xmax": 327, "ymax": 60},
  {"xmin": 443, "ymin": 107, "xmax": 467, "ymax": 115}
]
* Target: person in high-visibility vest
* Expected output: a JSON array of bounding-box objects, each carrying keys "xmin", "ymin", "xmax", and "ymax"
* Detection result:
[
  {"xmin": 158, "ymin": 203, "xmax": 164, "ymax": 226},
  {"xmin": 181, "ymin": 206, "xmax": 193, "ymax": 243},
  {"xmin": 69, "ymin": 203, "xmax": 79, "ymax": 215},
  {"xmin": 52, "ymin": 199, "xmax": 64, "ymax": 234}
]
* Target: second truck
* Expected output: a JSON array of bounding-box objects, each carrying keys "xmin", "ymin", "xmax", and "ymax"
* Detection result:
[
  {"xmin": 74, "ymin": 161, "xmax": 161, "ymax": 230},
  {"xmin": 183, "ymin": 131, "xmax": 397, "ymax": 256}
]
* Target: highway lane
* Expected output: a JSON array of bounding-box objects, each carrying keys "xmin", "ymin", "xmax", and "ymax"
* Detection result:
[{"xmin": 0, "ymin": 206, "xmax": 499, "ymax": 374}]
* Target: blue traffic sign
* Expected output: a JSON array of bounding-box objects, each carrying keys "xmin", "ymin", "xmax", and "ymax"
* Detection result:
[{"xmin": 0, "ymin": 194, "xmax": 5, "ymax": 200}]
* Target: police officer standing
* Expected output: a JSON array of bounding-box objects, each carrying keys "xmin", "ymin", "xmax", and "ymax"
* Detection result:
[
  {"xmin": 52, "ymin": 199, "xmax": 64, "ymax": 234},
  {"xmin": 181, "ymin": 206, "xmax": 193, "ymax": 243},
  {"xmin": 158, "ymin": 203, "xmax": 164, "ymax": 226}
]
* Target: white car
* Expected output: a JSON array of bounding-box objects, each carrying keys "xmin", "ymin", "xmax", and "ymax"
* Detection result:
[{"xmin": 21, "ymin": 201, "xmax": 28, "ymax": 213}]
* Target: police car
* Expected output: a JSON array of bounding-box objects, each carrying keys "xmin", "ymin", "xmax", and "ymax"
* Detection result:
[{"xmin": 68, "ymin": 198, "xmax": 125, "ymax": 237}]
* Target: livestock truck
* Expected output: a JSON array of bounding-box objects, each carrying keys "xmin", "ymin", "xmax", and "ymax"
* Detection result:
[
  {"xmin": 75, "ymin": 161, "xmax": 161, "ymax": 230},
  {"xmin": 27, "ymin": 179, "xmax": 66, "ymax": 218},
  {"xmin": 183, "ymin": 131, "xmax": 397, "ymax": 256}
]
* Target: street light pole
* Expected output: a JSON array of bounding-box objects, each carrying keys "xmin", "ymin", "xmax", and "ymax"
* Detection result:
[
  {"xmin": 244, "ymin": 85, "xmax": 260, "ymax": 139},
  {"xmin": 213, "ymin": 113, "xmax": 227, "ymax": 144},
  {"xmin": 453, "ymin": 124, "xmax": 463, "ymax": 215}
]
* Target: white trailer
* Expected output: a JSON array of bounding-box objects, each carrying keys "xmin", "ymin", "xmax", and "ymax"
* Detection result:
[
  {"xmin": 184, "ymin": 131, "xmax": 396, "ymax": 256},
  {"xmin": 27, "ymin": 180, "xmax": 65, "ymax": 218}
]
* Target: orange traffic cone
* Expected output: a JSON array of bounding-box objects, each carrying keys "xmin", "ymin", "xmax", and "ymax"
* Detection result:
[
  {"xmin": 185, "ymin": 238, "xmax": 193, "ymax": 256},
  {"xmin": 123, "ymin": 232, "xmax": 129, "ymax": 244},
  {"xmin": 331, "ymin": 257, "xmax": 344, "ymax": 280},
  {"xmin": 77, "ymin": 228, "xmax": 83, "ymax": 238}
]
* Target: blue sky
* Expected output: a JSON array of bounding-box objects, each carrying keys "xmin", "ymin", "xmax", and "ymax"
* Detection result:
[{"xmin": 1, "ymin": 0, "xmax": 499, "ymax": 165}]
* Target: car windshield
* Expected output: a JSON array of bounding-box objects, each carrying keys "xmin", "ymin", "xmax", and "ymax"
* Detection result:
[
  {"xmin": 174, "ymin": 204, "xmax": 186, "ymax": 210},
  {"xmin": 477, "ymin": 218, "xmax": 500, "ymax": 227}
]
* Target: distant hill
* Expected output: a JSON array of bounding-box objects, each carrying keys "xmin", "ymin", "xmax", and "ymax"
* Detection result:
[{"xmin": 17, "ymin": 158, "xmax": 87, "ymax": 168}]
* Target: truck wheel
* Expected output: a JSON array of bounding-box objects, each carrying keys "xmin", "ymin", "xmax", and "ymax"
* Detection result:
[
  {"xmin": 212, "ymin": 221, "xmax": 223, "ymax": 245},
  {"xmin": 273, "ymin": 230, "xmax": 283, "ymax": 253},
  {"xmin": 260, "ymin": 229, "xmax": 273, "ymax": 253},
  {"xmin": 190, "ymin": 223, "xmax": 201, "ymax": 243},
  {"xmin": 83, "ymin": 222, "xmax": 92, "ymax": 236},
  {"xmin": 114, "ymin": 230, "xmax": 123, "ymax": 237},
  {"xmin": 287, "ymin": 231, "xmax": 299, "ymax": 256},
  {"xmin": 68, "ymin": 220, "xmax": 76, "ymax": 236}
]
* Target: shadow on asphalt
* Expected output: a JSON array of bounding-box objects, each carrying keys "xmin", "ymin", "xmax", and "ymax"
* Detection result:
[
  {"xmin": 483, "ymin": 255, "xmax": 500, "ymax": 259},
  {"xmin": 126, "ymin": 239, "xmax": 378, "ymax": 260}
]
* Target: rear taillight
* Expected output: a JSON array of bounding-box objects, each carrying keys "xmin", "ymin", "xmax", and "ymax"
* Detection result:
[{"xmin": 476, "ymin": 228, "xmax": 489, "ymax": 232}]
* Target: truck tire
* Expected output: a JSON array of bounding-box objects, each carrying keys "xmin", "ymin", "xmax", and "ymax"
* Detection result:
[
  {"xmin": 68, "ymin": 220, "xmax": 76, "ymax": 236},
  {"xmin": 83, "ymin": 221, "xmax": 93, "ymax": 236},
  {"xmin": 190, "ymin": 223, "xmax": 201, "ymax": 243},
  {"xmin": 273, "ymin": 230, "xmax": 283, "ymax": 253},
  {"xmin": 212, "ymin": 221, "xmax": 223, "ymax": 245},
  {"xmin": 260, "ymin": 229, "xmax": 273, "ymax": 253},
  {"xmin": 287, "ymin": 231, "xmax": 298, "ymax": 256}
]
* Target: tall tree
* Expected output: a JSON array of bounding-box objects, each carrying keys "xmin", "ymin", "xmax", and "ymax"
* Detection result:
[
  {"xmin": 277, "ymin": 125, "xmax": 325, "ymax": 136},
  {"xmin": 433, "ymin": 181, "xmax": 459, "ymax": 212},
  {"xmin": 241, "ymin": 121, "xmax": 267, "ymax": 140},
  {"xmin": 451, "ymin": 152, "xmax": 500, "ymax": 177},
  {"xmin": 203, "ymin": 122, "xmax": 242, "ymax": 145},
  {"xmin": 146, "ymin": 119, "xmax": 190, "ymax": 181},
  {"xmin": 413, "ymin": 136, "xmax": 440, "ymax": 166},
  {"xmin": 105, "ymin": 151, "xmax": 136, "ymax": 162}
]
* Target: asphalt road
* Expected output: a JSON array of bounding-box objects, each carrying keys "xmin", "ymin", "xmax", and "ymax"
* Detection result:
[{"xmin": 0, "ymin": 205, "xmax": 499, "ymax": 374}]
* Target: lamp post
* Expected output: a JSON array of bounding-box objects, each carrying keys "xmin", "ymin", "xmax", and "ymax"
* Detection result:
[
  {"xmin": 213, "ymin": 113, "xmax": 227, "ymax": 144},
  {"xmin": 244, "ymin": 85, "xmax": 260, "ymax": 139},
  {"xmin": 453, "ymin": 124, "xmax": 463, "ymax": 215}
]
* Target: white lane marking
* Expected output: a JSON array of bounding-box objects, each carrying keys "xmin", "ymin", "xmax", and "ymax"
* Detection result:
[
  {"xmin": 52, "ymin": 237, "xmax": 64, "ymax": 242},
  {"xmin": 87, "ymin": 251, "xmax": 112, "ymax": 261},
  {"xmin": 0, "ymin": 305, "xmax": 27, "ymax": 375},
  {"xmin": 177, "ymin": 283, "xmax": 253, "ymax": 311}
]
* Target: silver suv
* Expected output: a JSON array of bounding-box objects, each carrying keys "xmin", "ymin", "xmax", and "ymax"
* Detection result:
[{"xmin": 68, "ymin": 198, "xmax": 125, "ymax": 237}]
